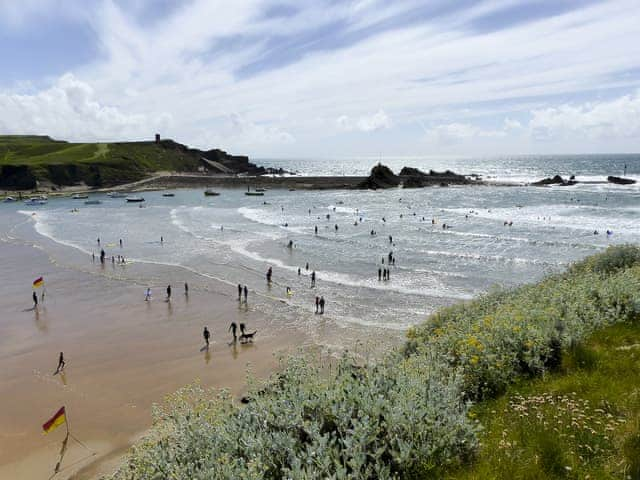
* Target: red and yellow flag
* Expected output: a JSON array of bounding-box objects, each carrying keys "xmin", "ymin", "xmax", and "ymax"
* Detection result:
[
  {"xmin": 33, "ymin": 277, "xmax": 44, "ymax": 288},
  {"xmin": 42, "ymin": 406, "xmax": 66, "ymax": 434}
]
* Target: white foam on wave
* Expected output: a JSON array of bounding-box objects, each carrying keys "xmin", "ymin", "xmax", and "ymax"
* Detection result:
[
  {"xmin": 19, "ymin": 209, "xmax": 96, "ymax": 256},
  {"xmin": 230, "ymin": 239, "xmax": 473, "ymax": 300},
  {"xmin": 413, "ymin": 247, "xmax": 563, "ymax": 266}
]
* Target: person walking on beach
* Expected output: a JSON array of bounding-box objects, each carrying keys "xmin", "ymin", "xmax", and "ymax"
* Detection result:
[
  {"xmin": 119, "ymin": 239, "xmax": 123, "ymax": 248},
  {"xmin": 305, "ymin": 262, "xmax": 309, "ymax": 271},
  {"xmin": 144, "ymin": 287, "xmax": 152, "ymax": 301},
  {"xmin": 243, "ymin": 285, "xmax": 248, "ymax": 303},
  {"xmin": 166, "ymin": 285, "xmax": 172, "ymax": 301},
  {"xmin": 266, "ymin": 267, "xmax": 272, "ymax": 284},
  {"xmin": 319, "ymin": 296, "xmax": 325, "ymax": 314},
  {"xmin": 378, "ymin": 268, "xmax": 382, "ymax": 281},
  {"xmin": 32, "ymin": 291, "xmax": 38, "ymax": 309},
  {"xmin": 311, "ymin": 271, "xmax": 316, "ymax": 287},
  {"xmin": 314, "ymin": 226, "xmax": 318, "ymax": 235},
  {"xmin": 315, "ymin": 296, "xmax": 319, "ymax": 314},
  {"xmin": 160, "ymin": 236, "xmax": 164, "ymax": 244},
  {"xmin": 100, "ymin": 249, "xmax": 105, "ymax": 264},
  {"xmin": 92, "ymin": 252, "xmax": 95, "ymax": 263},
  {"xmin": 55, "ymin": 352, "xmax": 65, "ymax": 374},
  {"xmin": 298, "ymin": 267, "xmax": 301, "ymax": 276},
  {"xmin": 240, "ymin": 323, "xmax": 246, "ymax": 336},
  {"xmin": 97, "ymin": 237, "xmax": 100, "ymax": 245},
  {"xmin": 203, "ymin": 326, "xmax": 210, "ymax": 347},
  {"xmin": 238, "ymin": 284, "xmax": 242, "ymax": 301},
  {"xmin": 387, "ymin": 268, "xmax": 391, "ymax": 280},
  {"xmin": 184, "ymin": 282, "xmax": 189, "ymax": 296},
  {"xmin": 229, "ymin": 322, "xmax": 237, "ymax": 342}
]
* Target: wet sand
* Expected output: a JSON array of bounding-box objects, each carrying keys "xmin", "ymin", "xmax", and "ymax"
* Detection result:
[{"xmin": 0, "ymin": 239, "xmax": 302, "ymax": 479}]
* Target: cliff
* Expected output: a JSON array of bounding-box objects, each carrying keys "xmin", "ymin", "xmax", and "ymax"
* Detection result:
[{"xmin": 0, "ymin": 135, "xmax": 267, "ymax": 190}]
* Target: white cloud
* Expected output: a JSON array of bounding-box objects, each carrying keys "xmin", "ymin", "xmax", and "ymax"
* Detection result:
[
  {"xmin": 1, "ymin": 0, "xmax": 640, "ymax": 155},
  {"xmin": 529, "ymin": 91, "xmax": 640, "ymax": 141},
  {"xmin": 0, "ymin": 73, "xmax": 171, "ymax": 141},
  {"xmin": 336, "ymin": 110, "xmax": 392, "ymax": 132},
  {"xmin": 425, "ymin": 122, "xmax": 506, "ymax": 144},
  {"xmin": 503, "ymin": 118, "xmax": 523, "ymax": 130}
]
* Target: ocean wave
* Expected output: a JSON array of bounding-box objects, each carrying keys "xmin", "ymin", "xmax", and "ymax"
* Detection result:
[{"xmin": 230, "ymin": 241, "xmax": 473, "ymax": 300}]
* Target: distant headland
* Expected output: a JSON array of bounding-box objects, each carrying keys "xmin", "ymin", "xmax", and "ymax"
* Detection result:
[{"xmin": 0, "ymin": 134, "xmax": 284, "ymax": 191}]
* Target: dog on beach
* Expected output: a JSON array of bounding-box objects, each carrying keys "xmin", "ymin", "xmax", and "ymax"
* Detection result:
[{"xmin": 239, "ymin": 331, "xmax": 257, "ymax": 343}]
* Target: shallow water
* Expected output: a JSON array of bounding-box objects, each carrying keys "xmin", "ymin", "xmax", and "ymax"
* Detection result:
[{"xmin": 3, "ymin": 172, "xmax": 638, "ymax": 342}]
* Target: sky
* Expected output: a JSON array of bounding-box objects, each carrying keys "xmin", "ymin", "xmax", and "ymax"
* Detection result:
[{"xmin": 0, "ymin": 0, "xmax": 639, "ymax": 158}]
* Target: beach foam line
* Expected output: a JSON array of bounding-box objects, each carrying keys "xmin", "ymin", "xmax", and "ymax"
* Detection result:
[{"xmin": 230, "ymin": 241, "xmax": 473, "ymax": 300}]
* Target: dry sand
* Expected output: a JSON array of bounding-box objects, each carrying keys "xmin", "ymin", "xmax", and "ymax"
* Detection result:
[{"xmin": 0, "ymin": 239, "xmax": 302, "ymax": 479}]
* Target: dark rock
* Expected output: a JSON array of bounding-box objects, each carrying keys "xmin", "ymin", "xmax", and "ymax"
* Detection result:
[
  {"xmin": 0, "ymin": 165, "xmax": 37, "ymax": 190},
  {"xmin": 358, "ymin": 163, "xmax": 400, "ymax": 189},
  {"xmin": 531, "ymin": 175, "xmax": 577, "ymax": 186},
  {"xmin": 607, "ymin": 175, "xmax": 636, "ymax": 185},
  {"xmin": 399, "ymin": 167, "xmax": 471, "ymax": 188}
]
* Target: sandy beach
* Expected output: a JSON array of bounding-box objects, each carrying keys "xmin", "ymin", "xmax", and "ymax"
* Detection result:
[{"xmin": 0, "ymin": 237, "xmax": 302, "ymax": 479}]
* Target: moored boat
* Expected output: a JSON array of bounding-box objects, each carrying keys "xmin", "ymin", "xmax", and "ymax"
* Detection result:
[
  {"xmin": 162, "ymin": 193, "xmax": 175, "ymax": 197},
  {"xmin": 107, "ymin": 192, "xmax": 127, "ymax": 198},
  {"xmin": 84, "ymin": 199, "xmax": 102, "ymax": 205},
  {"xmin": 126, "ymin": 196, "xmax": 145, "ymax": 203},
  {"xmin": 245, "ymin": 191, "xmax": 264, "ymax": 196},
  {"xmin": 24, "ymin": 195, "xmax": 48, "ymax": 205},
  {"xmin": 72, "ymin": 193, "xmax": 89, "ymax": 199},
  {"xmin": 204, "ymin": 188, "xmax": 220, "ymax": 196},
  {"xmin": 2, "ymin": 196, "xmax": 16, "ymax": 203}
]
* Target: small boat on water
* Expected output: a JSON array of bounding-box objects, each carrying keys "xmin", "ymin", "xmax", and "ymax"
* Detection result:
[
  {"xmin": 107, "ymin": 192, "xmax": 127, "ymax": 198},
  {"xmin": 3, "ymin": 196, "xmax": 16, "ymax": 203},
  {"xmin": 126, "ymin": 196, "xmax": 145, "ymax": 203},
  {"xmin": 72, "ymin": 193, "xmax": 89, "ymax": 199},
  {"xmin": 245, "ymin": 186, "xmax": 264, "ymax": 196},
  {"xmin": 204, "ymin": 188, "xmax": 220, "ymax": 196},
  {"xmin": 24, "ymin": 196, "xmax": 48, "ymax": 205},
  {"xmin": 162, "ymin": 193, "xmax": 175, "ymax": 197},
  {"xmin": 84, "ymin": 199, "xmax": 102, "ymax": 205}
]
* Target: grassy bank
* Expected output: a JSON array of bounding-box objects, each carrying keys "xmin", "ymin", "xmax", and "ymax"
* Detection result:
[
  {"xmin": 0, "ymin": 135, "xmax": 261, "ymax": 190},
  {"xmin": 446, "ymin": 321, "xmax": 640, "ymax": 479},
  {"xmin": 108, "ymin": 245, "xmax": 640, "ymax": 479},
  {"xmin": 0, "ymin": 135, "xmax": 201, "ymax": 189}
]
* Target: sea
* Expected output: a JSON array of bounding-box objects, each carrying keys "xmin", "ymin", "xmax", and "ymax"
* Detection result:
[{"xmin": 2, "ymin": 154, "xmax": 639, "ymax": 350}]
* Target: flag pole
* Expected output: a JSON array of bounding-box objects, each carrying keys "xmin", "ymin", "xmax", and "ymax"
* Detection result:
[
  {"xmin": 64, "ymin": 405, "xmax": 70, "ymax": 436},
  {"xmin": 64, "ymin": 408, "xmax": 94, "ymax": 454}
]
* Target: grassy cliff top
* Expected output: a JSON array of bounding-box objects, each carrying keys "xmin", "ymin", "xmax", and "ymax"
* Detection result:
[
  {"xmin": 0, "ymin": 135, "xmax": 248, "ymax": 189},
  {"xmin": 0, "ymin": 135, "xmax": 199, "ymax": 170}
]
